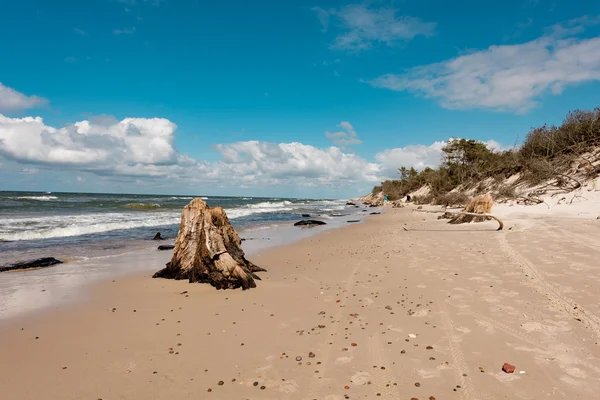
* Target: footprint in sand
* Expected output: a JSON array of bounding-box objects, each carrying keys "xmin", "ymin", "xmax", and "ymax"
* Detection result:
[
  {"xmin": 351, "ymin": 371, "xmax": 371, "ymax": 385},
  {"xmin": 411, "ymin": 309, "xmax": 429, "ymax": 317},
  {"xmin": 269, "ymin": 379, "xmax": 300, "ymax": 393},
  {"xmin": 417, "ymin": 368, "xmax": 441, "ymax": 379},
  {"xmin": 475, "ymin": 319, "xmax": 496, "ymax": 334},
  {"xmin": 361, "ymin": 297, "xmax": 374, "ymax": 306},
  {"xmin": 492, "ymin": 371, "xmax": 521, "ymax": 382},
  {"xmin": 335, "ymin": 356, "xmax": 353, "ymax": 365}
]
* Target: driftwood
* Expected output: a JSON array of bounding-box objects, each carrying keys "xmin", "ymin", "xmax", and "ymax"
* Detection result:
[
  {"xmin": 448, "ymin": 211, "xmax": 504, "ymax": 231},
  {"xmin": 153, "ymin": 198, "xmax": 265, "ymax": 290},
  {"xmin": 0, "ymin": 257, "xmax": 62, "ymax": 272}
]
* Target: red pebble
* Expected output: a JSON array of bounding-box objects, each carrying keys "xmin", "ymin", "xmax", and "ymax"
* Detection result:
[
  {"xmin": 336, "ymin": 300, "xmax": 341, "ymax": 303},
  {"xmin": 344, "ymin": 385, "xmax": 350, "ymax": 390},
  {"xmin": 502, "ymin": 363, "xmax": 515, "ymax": 373}
]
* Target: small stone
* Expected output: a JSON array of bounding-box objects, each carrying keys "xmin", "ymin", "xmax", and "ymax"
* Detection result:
[
  {"xmin": 429, "ymin": 397, "xmax": 436, "ymax": 400},
  {"xmin": 351, "ymin": 343, "xmax": 357, "ymax": 347},
  {"xmin": 426, "ymin": 346, "xmax": 433, "ymax": 350},
  {"xmin": 415, "ymin": 382, "xmax": 421, "ymax": 387},
  {"xmin": 218, "ymin": 381, "xmax": 224, "ymax": 386},
  {"xmin": 253, "ymin": 382, "xmax": 259, "ymax": 386},
  {"xmin": 260, "ymin": 385, "xmax": 266, "ymax": 390},
  {"xmin": 502, "ymin": 363, "xmax": 516, "ymax": 373},
  {"xmin": 308, "ymin": 352, "xmax": 316, "ymax": 358},
  {"xmin": 207, "ymin": 388, "xmax": 212, "ymax": 392},
  {"xmin": 296, "ymin": 356, "xmax": 303, "ymax": 361}
]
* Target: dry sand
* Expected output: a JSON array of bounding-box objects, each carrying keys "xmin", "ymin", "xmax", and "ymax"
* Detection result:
[{"xmin": 1, "ymin": 206, "xmax": 600, "ymax": 399}]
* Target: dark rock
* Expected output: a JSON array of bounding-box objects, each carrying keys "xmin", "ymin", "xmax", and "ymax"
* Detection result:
[
  {"xmin": 158, "ymin": 245, "xmax": 175, "ymax": 251},
  {"xmin": 347, "ymin": 220, "xmax": 360, "ymax": 223},
  {"xmin": 370, "ymin": 212, "xmax": 381, "ymax": 215},
  {"xmin": 0, "ymin": 257, "xmax": 62, "ymax": 273},
  {"xmin": 346, "ymin": 201, "xmax": 356, "ymax": 206},
  {"xmin": 294, "ymin": 220, "xmax": 327, "ymax": 227},
  {"xmin": 502, "ymin": 363, "xmax": 515, "ymax": 373},
  {"xmin": 437, "ymin": 212, "xmax": 454, "ymax": 220},
  {"xmin": 369, "ymin": 204, "xmax": 378, "ymax": 208},
  {"xmin": 153, "ymin": 232, "xmax": 165, "ymax": 240},
  {"xmin": 302, "ymin": 214, "xmax": 311, "ymax": 218}
]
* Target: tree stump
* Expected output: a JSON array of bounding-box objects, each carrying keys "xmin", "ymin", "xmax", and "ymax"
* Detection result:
[
  {"xmin": 448, "ymin": 193, "xmax": 493, "ymax": 224},
  {"xmin": 153, "ymin": 198, "xmax": 265, "ymax": 290}
]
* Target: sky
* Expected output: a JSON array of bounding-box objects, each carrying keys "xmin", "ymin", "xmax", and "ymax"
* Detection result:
[{"xmin": 1, "ymin": 0, "xmax": 599, "ymax": 198}]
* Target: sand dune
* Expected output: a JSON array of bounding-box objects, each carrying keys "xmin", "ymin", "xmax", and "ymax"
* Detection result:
[{"xmin": 1, "ymin": 206, "xmax": 600, "ymax": 399}]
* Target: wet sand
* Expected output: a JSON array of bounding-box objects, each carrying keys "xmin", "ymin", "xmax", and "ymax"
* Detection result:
[{"xmin": 1, "ymin": 206, "xmax": 600, "ymax": 399}]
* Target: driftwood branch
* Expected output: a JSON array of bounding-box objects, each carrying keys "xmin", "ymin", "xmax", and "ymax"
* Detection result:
[{"xmin": 447, "ymin": 212, "xmax": 504, "ymax": 231}]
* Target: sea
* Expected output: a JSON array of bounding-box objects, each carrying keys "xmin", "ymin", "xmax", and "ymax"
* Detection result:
[{"xmin": 0, "ymin": 191, "xmax": 367, "ymax": 265}]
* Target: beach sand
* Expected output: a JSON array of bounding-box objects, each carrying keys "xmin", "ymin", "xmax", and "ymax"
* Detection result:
[{"xmin": 1, "ymin": 206, "xmax": 600, "ymax": 399}]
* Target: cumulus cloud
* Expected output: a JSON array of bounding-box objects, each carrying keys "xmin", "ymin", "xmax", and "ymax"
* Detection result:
[
  {"xmin": 374, "ymin": 139, "xmax": 508, "ymax": 178},
  {"xmin": 325, "ymin": 121, "xmax": 362, "ymax": 148},
  {"xmin": 0, "ymin": 83, "xmax": 48, "ymax": 112},
  {"xmin": 369, "ymin": 16, "xmax": 600, "ymax": 112},
  {"xmin": 0, "ymin": 114, "xmax": 180, "ymax": 177},
  {"xmin": 0, "ymin": 114, "xmax": 380, "ymax": 187},
  {"xmin": 213, "ymin": 141, "xmax": 379, "ymax": 185},
  {"xmin": 0, "ymin": 113, "xmax": 507, "ymax": 190},
  {"xmin": 314, "ymin": 4, "xmax": 436, "ymax": 52},
  {"xmin": 375, "ymin": 141, "xmax": 446, "ymax": 176}
]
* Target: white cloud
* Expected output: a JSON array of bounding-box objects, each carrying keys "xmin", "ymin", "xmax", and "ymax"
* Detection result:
[
  {"xmin": 0, "ymin": 114, "xmax": 179, "ymax": 176},
  {"xmin": 73, "ymin": 27, "xmax": 86, "ymax": 35},
  {"xmin": 312, "ymin": 7, "xmax": 330, "ymax": 32},
  {"xmin": 369, "ymin": 16, "xmax": 600, "ymax": 112},
  {"xmin": 113, "ymin": 27, "xmax": 136, "ymax": 35},
  {"xmin": 213, "ymin": 141, "xmax": 380, "ymax": 185},
  {"xmin": 0, "ymin": 114, "xmax": 380, "ymax": 187},
  {"xmin": 0, "ymin": 113, "xmax": 507, "ymax": 190},
  {"xmin": 0, "ymin": 83, "xmax": 48, "ymax": 112},
  {"xmin": 375, "ymin": 141, "xmax": 446, "ymax": 177},
  {"xmin": 325, "ymin": 121, "xmax": 362, "ymax": 147},
  {"xmin": 374, "ymin": 139, "xmax": 508, "ymax": 178},
  {"xmin": 315, "ymin": 4, "xmax": 436, "ymax": 52}
]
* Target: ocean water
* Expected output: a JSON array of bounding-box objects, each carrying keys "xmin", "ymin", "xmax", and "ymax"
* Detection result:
[{"xmin": 0, "ymin": 191, "xmax": 362, "ymax": 265}]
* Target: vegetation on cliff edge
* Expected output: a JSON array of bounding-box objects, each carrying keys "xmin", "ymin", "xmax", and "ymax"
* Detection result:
[{"xmin": 372, "ymin": 107, "xmax": 600, "ymax": 205}]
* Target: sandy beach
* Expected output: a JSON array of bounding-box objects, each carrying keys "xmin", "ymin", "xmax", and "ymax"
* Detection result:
[{"xmin": 1, "ymin": 205, "xmax": 600, "ymax": 400}]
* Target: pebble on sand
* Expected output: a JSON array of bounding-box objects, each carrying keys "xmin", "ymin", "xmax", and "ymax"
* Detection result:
[{"xmin": 502, "ymin": 363, "xmax": 516, "ymax": 374}]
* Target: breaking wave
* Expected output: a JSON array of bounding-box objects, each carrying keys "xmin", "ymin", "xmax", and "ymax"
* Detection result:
[
  {"xmin": 124, "ymin": 203, "xmax": 162, "ymax": 210},
  {"xmin": 16, "ymin": 196, "xmax": 58, "ymax": 201}
]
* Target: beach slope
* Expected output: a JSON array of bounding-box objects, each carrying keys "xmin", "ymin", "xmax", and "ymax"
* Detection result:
[{"xmin": 1, "ymin": 207, "xmax": 600, "ymax": 399}]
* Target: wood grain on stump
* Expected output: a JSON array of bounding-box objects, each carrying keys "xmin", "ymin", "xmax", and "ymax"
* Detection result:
[{"xmin": 153, "ymin": 198, "xmax": 265, "ymax": 290}]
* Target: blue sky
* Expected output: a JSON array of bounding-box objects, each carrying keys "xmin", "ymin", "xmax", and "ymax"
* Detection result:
[{"xmin": 1, "ymin": 0, "xmax": 599, "ymax": 198}]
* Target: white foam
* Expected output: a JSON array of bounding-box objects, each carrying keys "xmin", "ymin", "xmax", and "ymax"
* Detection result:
[
  {"xmin": 16, "ymin": 196, "xmax": 58, "ymax": 201},
  {"xmin": 248, "ymin": 201, "xmax": 292, "ymax": 209},
  {"xmin": 0, "ymin": 212, "xmax": 181, "ymax": 241}
]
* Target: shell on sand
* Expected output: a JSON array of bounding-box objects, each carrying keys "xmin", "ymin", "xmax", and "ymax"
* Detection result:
[{"xmin": 448, "ymin": 193, "xmax": 493, "ymax": 224}]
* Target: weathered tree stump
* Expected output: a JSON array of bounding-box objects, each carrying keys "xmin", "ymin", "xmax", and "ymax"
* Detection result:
[
  {"xmin": 448, "ymin": 193, "xmax": 493, "ymax": 224},
  {"xmin": 153, "ymin": 198, "xmax": 265, "ymax": 290}
]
